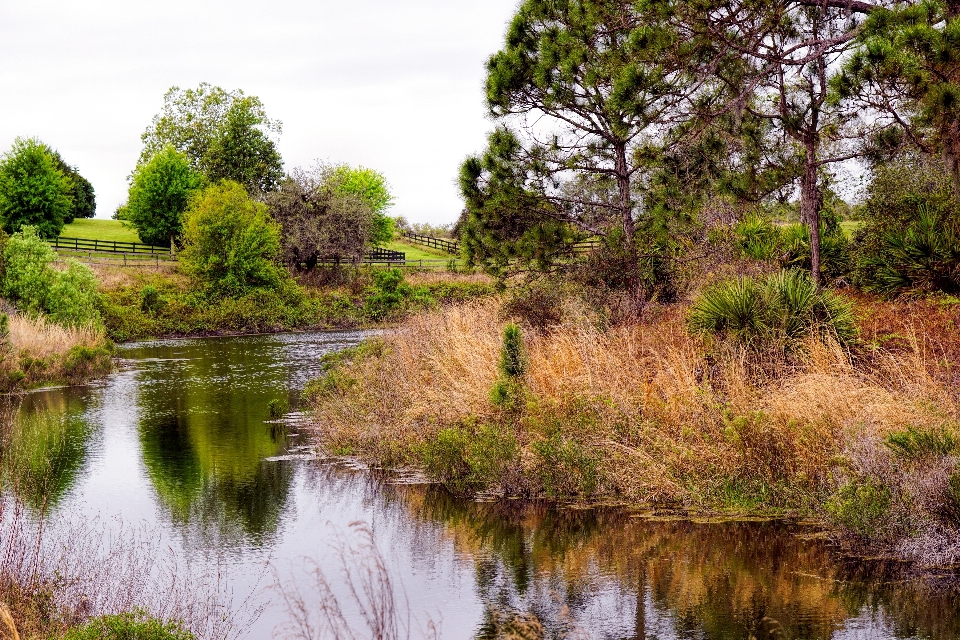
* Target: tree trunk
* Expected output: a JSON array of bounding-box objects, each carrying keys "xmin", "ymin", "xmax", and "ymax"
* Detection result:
[
  {"xmin": 614, "ymin": 142, "xmax": 640, "ymax": 298},
  {"xmin": 800, "ymin": 138, "xmax": 822, "ymax": 288},
  {"xmin": 170, "ymin": 233, "xmax": 176, "ymax": 259}
]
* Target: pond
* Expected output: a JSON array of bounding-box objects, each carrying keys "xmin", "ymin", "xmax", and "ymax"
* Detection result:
[{"xmin": 4, "ymin": 331, "xmax": 960, "ymax": 639}]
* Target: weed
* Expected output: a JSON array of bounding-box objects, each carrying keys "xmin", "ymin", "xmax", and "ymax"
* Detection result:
[
  {"xmin": 62, "ymin": 609, "xmax": 195, "ymax": 640},
  {"xmin": 826, "ymin": 479, "xmax": 893, "ymax": 538},
  {"xmin": 140, "ymin": 285, "xmax": 162, "ymax": 313},
  {"xmin": 420, "ymin": 424, "xmax": 517, "ymax": 495},
  {"xmin": 885, "ymin": 425, "xmax": 959, "ymax": 460},
  {"xmin": 532, "ymin": 434, "xmax": 600, "ymax": 498}
]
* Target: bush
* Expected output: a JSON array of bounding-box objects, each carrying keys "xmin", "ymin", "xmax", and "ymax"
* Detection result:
[
  {"xmin": 140, "ymin": 284, "xmax": 162, "ymax": 313},
  {"xmin": 885, "ymin": 425, "xmax": 958, "ymax": 461},
  {"xmin": 2, "ymin": 225, "xmax": 56, "ymax": 313},
  {"xmin": 826, "ymin": 478, "xmax": 893, "ymax": 538},
  {"xmin": 689, "ymin": 270, "xmax": 858, "ymax": 348},
  {"xmin": 63, "ymin": 609, "xmax": 195, "ymax": 640},
  {"xmin": 532, "ymin": 434, "xmax": 600, "ymax": 498},
  {"xmin": 734, "ymin": 212, "xmax": 782, "ymax": 261},
  {"xmin": 853, "ymin": 159, "xmax": 960, "ymax": 295},
  {"xmin": 362, "ymin": 269, "xmax": 433, "ymax": 321},
  {"xmin": 180, "ymin": 181, "xmax": 289, "ymax": 297},
  {"xmin": 779, "ymin": 223, "xmax": 851, "ymax": 282},
  {"xmin": 420, "ymin": 424, "xmax": 517, "ymax": 495},
  {"xmin": 46, "ymin": 261, "xmax": 101, "ymax": 328}
]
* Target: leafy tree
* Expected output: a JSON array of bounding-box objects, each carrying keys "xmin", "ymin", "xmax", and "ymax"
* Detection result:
[
  {"xmin": 0, "ymin": 137, "xmax": 73, "ymax": 239},
  {"xmin": 141, "ymin": 83, "xmax": 284, "ymax": 193},
  {"xmin": 266, "ymin": 166, "xmax": 376, "ymax": 269},
  {"xmin": 459, "ymin": 0, "xmax": 701, "ymax": 296},
  {"xmin": 126, "ymin": 146, "xmax": 204, "ymax": 249},
  {"xmin": 328, "ymin": 165, "xmax": 395, "ymax": 245},
  {"xmin": 837, "ymin": 0, "xmax": 960, "ymax": 190},
  {"xmin": 180, "ymin": 181, "xmax": 288, "ymax": 296},
  {"xmin": 50, "ymin": 150, "xmax": 96, "ymax": 222}
]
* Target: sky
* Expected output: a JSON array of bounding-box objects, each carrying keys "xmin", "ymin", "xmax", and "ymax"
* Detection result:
[{"xmin": 0, "ymin": 0, "xmax": 520, "ymax": 225}]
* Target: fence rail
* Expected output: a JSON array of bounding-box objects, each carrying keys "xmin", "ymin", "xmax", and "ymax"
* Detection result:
[
  {"xmin": 401, "ymin": 231, "xmax": 460, "ymax": 254},
  {"xmin": 52, "ymin": 236, "xmax": 170, "ymax": 255}
]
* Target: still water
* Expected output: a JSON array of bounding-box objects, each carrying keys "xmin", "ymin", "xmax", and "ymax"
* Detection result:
[{"xmin": 6, "ymin": 332, "xmax": 960, "ymax": 639}]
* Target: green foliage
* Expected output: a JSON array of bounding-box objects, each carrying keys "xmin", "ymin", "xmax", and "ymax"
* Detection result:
[
  {"xmin": 779, "ymin": 223, "xmax": 851, "ymax": 283},
  {"xmin": 362, "ymin": 269, "xmax": 434, "ymax": 321},
  {"xmin": 734, "ymin": 213, "xmax": 782, "ymax": 261},
  {"xmin": 826, "ymin": 479, "xmax": 893, "ymax": 538},
  {"xmin": 63, "ymin": 609, "xmax": 195, "ymax": 640},
  {"xmin": 689, "ymin": 270, "xmax": 858, "ymax": 348},
  {"xmin": 140, "ymin": 284, "xmax": 162, "ymax": 313},
  {"xmin": 853, "ymin": 160, "xmax": 960, "ymax": 295},
  {"xmin": 328, "ymin": 165, "xmax": 395, "ymax": 245},
  {"xmin": 126, "ymin": 146, "xmax": 204, "ymax": 247},
  {"xmin": 498, "ymin": 323, "xmax": 526, "ymax": 379},
  {"xmin": 2, "ymin": 225, "xmax": 56, "ymax": 313},
  {"xmin": 885, "ymin": 425, "xmax": 959, "ymax": 461},
  {"xmin": 141, "ymin": 83, "xmax": 284, "ymax": 193},
  {"xmin": 0, "ymin": 137, "xmax": 73, "ymax": 239},
  {"xmin": 532, "ymin": 434, "xmax": 600, "ymax": 498},
  {"xmin": 180, "ymin": 181, "xmax": 288, "ymax": 297},
  {"xmin": 1, "ymin": 226, "xmax": 101, "ymax": 328},
  {"xmin": 46, "ymin": 260, "xmax": 101, "ymax": 328},
  {"xmin": 420, "ymin": 424, "xmax": 517, "ymax": 495}
]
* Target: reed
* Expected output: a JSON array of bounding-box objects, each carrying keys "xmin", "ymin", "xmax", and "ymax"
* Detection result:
[
  {"xmin": 8, "ymin": 314, "xmax": 105, "ymax": 361},
  {"xmin": 307, "ymin": 294, "xmax": 960, "ymax": 563}
]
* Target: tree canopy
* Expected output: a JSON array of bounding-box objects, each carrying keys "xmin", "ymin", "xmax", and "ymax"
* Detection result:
[
  {"xmin": 50, "ymin": 150, "xmax": 96, "ymax": 222},
  {"xmin": 326, "ymin": 165, "xmax": 395, "ymax": 245},
  {"xmin": 125, "ymin": 146, "xmax": 204, "ymax": 248},
  {"xmin": 140, "ymin": 84, "xmax": 284, "ymax": 193},
  {"xmin": 0, "ymin": 138, "xmax": 74, "ymax": 239}
]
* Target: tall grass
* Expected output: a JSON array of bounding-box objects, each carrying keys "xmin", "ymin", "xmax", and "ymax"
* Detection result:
[
  {"xmin": 8, "ymin": 313, "xmax": 105, "ymax": 361},
  {"xmin": 307, "ymin": 295, "xmax": 960, "ymax": 564}
]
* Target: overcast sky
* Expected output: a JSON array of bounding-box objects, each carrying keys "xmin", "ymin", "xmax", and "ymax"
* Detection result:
[{"xmin": 0, "ymin": 0, "xmax": 519, "ymax": 224}]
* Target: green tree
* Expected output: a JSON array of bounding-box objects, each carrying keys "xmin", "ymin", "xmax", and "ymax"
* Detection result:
[
  {"xmin": 141, "ymin": 83, "xmax": 284, "ymax": 193},
  {"xmin": 328, "ymin": 165, "xmax": 395, "ymax": 245},
  {"xmin": 837, "ymin": 0, "xmax": 960, "ymax": 191},
  {"xmin": 0, "ymin": 137, "xmax": 73, "ymax": 239},
  {"xmin": 126, "ymin": 146, "xmax": 204, "ymax": 249},
  {"xmin": 180, "ymin": 181, "xmax": 287, "ymax": 296},
  {"xmin": 459, "ymin": 0, "xmax": 699, "ymax": 296},
  {"xmin": 50, "ymin": 150, "xmax": 96, "ymax": 222}
]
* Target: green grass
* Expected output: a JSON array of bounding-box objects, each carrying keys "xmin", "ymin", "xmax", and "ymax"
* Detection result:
[
  {"xmin": 840, "ymin": 220, "xmax": 862, "ymax": 238},
  {"xmin": 60, "ymin": 219, "xmax": 141, "ymax": 243},
  {"xmin": 384, "ymin": 239, "xmax": 455, "ymax": 261}
]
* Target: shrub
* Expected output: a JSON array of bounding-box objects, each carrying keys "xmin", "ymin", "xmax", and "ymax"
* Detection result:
[
  {"xmin": 779, "ymin": 223, "xmax": 851, "ymax": 282},
  {"xmin": 180, "ymin": 181, "xmax": 289, "ymax": 297},
  {"xmin": 826, "ymin": 478, "xmax": 893, "ymax": 538},
  {"xmin": 689, "ymin": 270, "xmax": 858, "ymax": 348},
  {"xmin": 734, "ymin": 212, "xmax": 782, "ymax": 261},
  {"xmin": 490, "ymin": 323, "xmax": 527, "ymax": 409},
  {"xmin": 853, "ymin": 159, "xmax": 960, "ymax": 295},
  {"xmin": 2, "ymin": 225, "xmax": 56, "ymax": 313},
  {"xmin": 140, "ymin": 284, "xmax": 162, "ymax": 313},
  {"xmin": 46, "ymin": 261, "xmax": 101, "ymax": 328},
  {"xmin": 532, "ymin": 434, "xmax": 600, "ymax": 498},
  {"xmin": 63, "ymin": 609, "xmax": 195, "ymax": 640},
  {"xmin": 362, "ymin": 269, "xmax": 433, "ymax": 321},
  {"xmin": 885, "ymin": 425, "xmax": 958, "ymax": 461},
  {"xmin": 420, "ymin": 424, "xmax": 517, "ymax": 495}
]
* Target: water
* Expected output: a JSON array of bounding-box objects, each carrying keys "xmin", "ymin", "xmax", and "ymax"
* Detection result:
[{"xmin": 5, "ymin": 331, "xmax": 960, "ymax": 639}]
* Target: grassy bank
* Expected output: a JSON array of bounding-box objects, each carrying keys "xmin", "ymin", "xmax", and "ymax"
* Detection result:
[
  {"xmin": 59, "ymin": 219, "xmax": 141, "ymax": 243},
  {"xmin": 95, "ymin": 264, "xmax": 493, "ymax": 342},
  {"xmin": 305, "ymin": 294, "xmax": 960, "ymax": 569},
  {"xmin": 1, "ymin": 314, "xmax": 112, "ymax": 393}
]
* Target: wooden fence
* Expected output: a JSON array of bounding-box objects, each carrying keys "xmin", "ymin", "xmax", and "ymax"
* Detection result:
[
  {"xmin": 401, "ymin": 231, "xmax": 460, "ymax": 254},
  {"xmin": 52, "ymin": 236, "xmax": 170, "ymax": 255}
]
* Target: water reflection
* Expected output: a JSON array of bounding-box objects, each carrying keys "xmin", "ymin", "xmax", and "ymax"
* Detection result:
[
  {"xmin": 125, "ymin": 333, "xmax": 365, "ymax": 546},
  {"xmin": 392, "ymin": 485, "xmax": 960, "ymax": 640},
  {"xmin": 1, "ymin": 390, "xmax": 92, "ymax": 510}
]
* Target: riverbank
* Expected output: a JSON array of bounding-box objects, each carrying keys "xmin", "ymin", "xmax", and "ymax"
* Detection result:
[
  {"xmin": 1, "ymin": 313, "xmax": 113, "ymax": 393},
  {"xmin": 94, "ymin": 263, "xmax": 493, "ymax": 342},
  {"xmin": 305, "ymin": 293, "xmax": 960, "ymax": 571}
]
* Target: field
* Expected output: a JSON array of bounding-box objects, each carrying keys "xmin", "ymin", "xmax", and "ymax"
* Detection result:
[
  {"xmin": 384, "ymin": 238, "xmax": 455, "ymax": 261},
  {"xmin": 60, "ymin": 219, "xmax": 141, "ymax": 243}
]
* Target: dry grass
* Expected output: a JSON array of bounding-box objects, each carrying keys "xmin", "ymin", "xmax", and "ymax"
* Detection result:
[
  {"xmin": 311, "ymin": 297, "xmax": 955, "ymax": 503},
  {"xmin": 89, "ymin": 262, "xmax": 182, "ymax": 290},
  {"xmin": 8, "ymin": 314, "xmax": 105, "ymax": 361}
]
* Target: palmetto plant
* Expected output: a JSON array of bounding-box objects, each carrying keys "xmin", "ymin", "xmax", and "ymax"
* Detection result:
[
  {"xmin": 689, "ymin": 270, "xmax": 858, "ymax": 347},
  {"xmin": 866, "ymin": 208, "xmax": 960, "ymax": 296}
]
